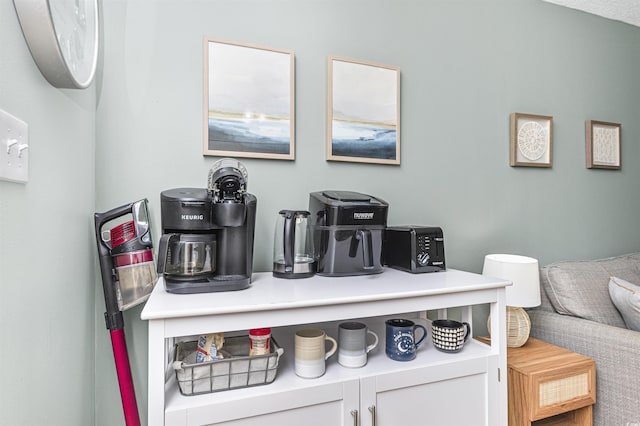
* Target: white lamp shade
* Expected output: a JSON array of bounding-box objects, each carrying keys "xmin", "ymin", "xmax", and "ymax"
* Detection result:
[{"xmin": 482, "ymin": 254, "xmax": 541, "ymax": 307}]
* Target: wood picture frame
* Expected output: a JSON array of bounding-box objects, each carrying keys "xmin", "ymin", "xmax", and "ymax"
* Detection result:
[
  {"xmin": 586, "ymin": 120, "xmax": 621, "ymax": 170},
  {"xmin": 510, "ymin": 113, "xmax": 553, "ymax": 168},
  {"xmin": 327, "ymin": 56, "xmax": 400, "ymax": 165},
  {"xmin": 203, "ymin": 38, "xmax": 295, "ymax": 160}
]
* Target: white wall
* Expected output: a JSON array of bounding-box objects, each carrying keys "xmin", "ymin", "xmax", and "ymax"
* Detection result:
[{"xmin": 0, "ymin": 2, "xmax": 96, "ymax": 425}]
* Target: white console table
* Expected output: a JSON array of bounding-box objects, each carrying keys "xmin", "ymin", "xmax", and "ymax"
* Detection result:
[{"xmin": 141, "ymin": 268, "xmax": 509, "ymax": 425}]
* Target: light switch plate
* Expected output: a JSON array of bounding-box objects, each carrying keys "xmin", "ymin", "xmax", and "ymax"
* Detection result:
[{"xmin": 0, "ymin": 109, "xmax": 29, "ymax": 184}]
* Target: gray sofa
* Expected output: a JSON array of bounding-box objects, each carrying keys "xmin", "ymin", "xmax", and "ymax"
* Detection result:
[{"xmin": 528, "ymin": 252, "xmax": 640, "ymax": 426}]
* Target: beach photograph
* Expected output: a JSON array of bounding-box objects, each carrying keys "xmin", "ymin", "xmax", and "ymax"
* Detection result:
[
  {"xmin": 204, "ymin": 39, "xmax": 294, "ymax": 159},
  {"xmin": 328, "ymin": 57, "xmax": 400, "ymax": 164}
]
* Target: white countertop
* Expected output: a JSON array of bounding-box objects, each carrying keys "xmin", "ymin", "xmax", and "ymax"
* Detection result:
[{"xmin": 141, "ymin": 268, "xmax": 511, "ymax": 321}]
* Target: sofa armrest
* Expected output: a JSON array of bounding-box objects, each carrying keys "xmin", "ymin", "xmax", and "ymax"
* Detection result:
[{"xmin": 529, "ymin": 309, "xmax": 640, "ymax": 426}]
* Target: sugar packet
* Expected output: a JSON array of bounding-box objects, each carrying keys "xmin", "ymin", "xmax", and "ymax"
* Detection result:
[{"xmin": 195, "ymin": 333, "xmax": 225, "ymax": 363}]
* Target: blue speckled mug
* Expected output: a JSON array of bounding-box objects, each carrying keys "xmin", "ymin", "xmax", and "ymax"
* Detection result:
[{"xmin": 385, "ymin": 319, "xmax": 427, "ymax": 361}]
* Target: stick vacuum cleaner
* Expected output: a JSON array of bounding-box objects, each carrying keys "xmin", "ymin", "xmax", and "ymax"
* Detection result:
[{"xmin": 94, "ymin": 199, "xmax": 158, "ymax": 426}]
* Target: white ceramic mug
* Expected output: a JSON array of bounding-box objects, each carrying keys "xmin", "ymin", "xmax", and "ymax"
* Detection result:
[
  {"xmin": 295, "ymin": 328, "xmax": 338, "ymax": 378},
  {"xmin": 338, "ymin": 321, "xmax": 379, "ymax": 368}
]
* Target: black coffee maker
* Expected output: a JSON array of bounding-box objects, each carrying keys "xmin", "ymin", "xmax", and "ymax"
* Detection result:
[
  {"xmin": 309, "ymin": 190, "xmax": 388, "ymax": 276},
  {"xmin": 157, "ymin": 159, "xmax": 257, "ymax": 293}
]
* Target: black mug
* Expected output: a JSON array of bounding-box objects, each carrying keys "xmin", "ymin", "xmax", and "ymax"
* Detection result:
[{"xmin": 431, "ymin": 319, "xmax": 471, "ymax": 353}]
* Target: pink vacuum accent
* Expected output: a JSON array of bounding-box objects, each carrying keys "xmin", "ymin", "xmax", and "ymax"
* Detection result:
[
  {"xmin": 113, "ymin": 249, "xmax": 154, "ymax": 267},
  {"xmin": 110, "ymin": 221, "xmax": 136, "ymax": 248},
  {"xmin": 110, "ymin": 329, "xmax": 141, "ymax": 426}
]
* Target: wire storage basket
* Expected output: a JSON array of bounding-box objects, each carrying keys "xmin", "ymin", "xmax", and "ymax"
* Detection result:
[{"xmin": 173, "ymin": 335, "xmax": 284, "ymax": 396}]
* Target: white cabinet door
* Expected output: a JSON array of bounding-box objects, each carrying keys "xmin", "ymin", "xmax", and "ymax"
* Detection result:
[
  {"xmin": 361, "ymin": 358, "xmax": 490, "ymax": 426},
  {"xmin": 214, "ymin": 401, "xmax": 345, "ymax": 426},
  {"xmin": 182, "ymin": 380, "xmax": 359, "ymax": 426}
]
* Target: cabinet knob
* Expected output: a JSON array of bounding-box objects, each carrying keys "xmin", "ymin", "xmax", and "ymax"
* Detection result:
[
  {"xmin": 350, "ymin": 409, "xmax": 358, "ymax": 426},
  {"xmin": 368, "ymin": 405, "xmax": 377, "ymax": 426}
]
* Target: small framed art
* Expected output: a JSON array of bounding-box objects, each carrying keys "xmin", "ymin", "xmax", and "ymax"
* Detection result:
[
  {"xmin": 203, "ymin": 38, "xmax": 295, "ymax": 160},
  {"xmin": 510, "ymin": 113, "xmax": 553, "ymax": 167},
  {"xmin": 327, "ymin": 56, "xmax": 400, "ymax": 165},
  {"xmin": 586, "ymin": 120, "xmax": 621, "ymax": 170}
]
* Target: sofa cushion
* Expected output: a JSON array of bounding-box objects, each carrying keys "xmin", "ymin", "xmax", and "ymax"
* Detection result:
[
  {"xmin": 609, "ymin": 276, "xmax": 640, "ymax": 331},
  {"xmin": 541, "ymin": 253, "xmax": 640, "ymax": 327}
]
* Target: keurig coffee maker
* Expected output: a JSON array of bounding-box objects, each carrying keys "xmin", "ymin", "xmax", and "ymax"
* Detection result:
[
  {"xmin": 309, "ymin": 190, "xmax": 388, "ymax": 276},
  {"xmin": 157, "ymin": 158, "xmax": 257, "ymax": 293}
]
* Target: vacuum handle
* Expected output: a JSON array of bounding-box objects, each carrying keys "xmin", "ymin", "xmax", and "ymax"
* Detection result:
[
  {"xmin": 95, "ymin": 203, "xmax": 133, "ymax": 257},
  {"xmin": 95, "ymin": 200, "xmax": 144, "ymax": 239}
]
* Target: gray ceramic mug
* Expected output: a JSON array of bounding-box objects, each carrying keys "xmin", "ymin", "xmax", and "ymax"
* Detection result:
[{"xmin": 338, "ymin": 321, "xmax": 379, "ymax": 368}]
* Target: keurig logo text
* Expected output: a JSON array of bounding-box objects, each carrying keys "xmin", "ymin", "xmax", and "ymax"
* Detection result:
[{"xmin": 181, "ymin": 214, "xmax": 205, "ymax": 221}]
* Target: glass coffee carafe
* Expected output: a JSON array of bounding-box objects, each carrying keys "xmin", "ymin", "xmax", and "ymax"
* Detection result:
[
  {"xmin": 273, "ymin": 210, "xmax": 316, "ymax": 279},
  {"xmin": 158, "ymin": 234, "xmax": 216, "ymax": 279}
]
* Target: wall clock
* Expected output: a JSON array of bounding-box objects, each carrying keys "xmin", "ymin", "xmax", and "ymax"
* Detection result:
[{"xmin": 14, "ymin": 0, "xmax": 99, "ymax": 89}]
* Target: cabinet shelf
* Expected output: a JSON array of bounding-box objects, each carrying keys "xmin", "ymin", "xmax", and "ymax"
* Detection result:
[
  {"xmin": 165, "ymin": 321, "xmax": 492, "ymax": 411},
  {"xmin": 142, "ymin": 268, "xmax": 510, "ymax": 425}
]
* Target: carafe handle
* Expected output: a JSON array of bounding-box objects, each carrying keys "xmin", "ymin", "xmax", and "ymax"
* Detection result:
[
  {"xmin": 283, "ymin": 211, "xmax": 296, "ymax": 272},
  {"xmin": 156, "ymin": 233, "xmax": 176, "ymax": 274}
]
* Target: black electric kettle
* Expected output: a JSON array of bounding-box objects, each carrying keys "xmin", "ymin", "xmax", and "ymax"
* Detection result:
[{"xmin": 273, "ymin": 210, "xmax": 316, "ymax": 279}]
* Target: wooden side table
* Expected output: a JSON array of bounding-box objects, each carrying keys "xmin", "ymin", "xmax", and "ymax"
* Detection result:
[{"xmin": 507, "ymin": 337, "xmax": 596, "ymax": 426}]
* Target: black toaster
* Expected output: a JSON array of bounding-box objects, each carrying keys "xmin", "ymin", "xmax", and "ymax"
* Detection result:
[{"xmin": 384, "ymin": 226, "xmax": 446, "ymax": 273}]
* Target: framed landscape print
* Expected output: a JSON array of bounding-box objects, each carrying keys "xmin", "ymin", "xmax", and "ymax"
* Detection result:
[
  {"xmin": 510, "ymin": 113, "xmax": 553, "ymax": 168},
  {"xmin": 586, "ymin": 120, "xmax": 621, "ymax": 170},
  {"xmin": 327, "ymin": 56, "xmax": 400, "ymax": 165},
  {"xmin": 204, "ymin": 38, "xmax": 295, "ymax": 160}
]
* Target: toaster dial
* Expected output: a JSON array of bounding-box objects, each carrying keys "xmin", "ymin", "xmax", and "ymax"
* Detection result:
[{"xmin": 417, "ymin": 251, "xmax": 430, "ymax": 266}]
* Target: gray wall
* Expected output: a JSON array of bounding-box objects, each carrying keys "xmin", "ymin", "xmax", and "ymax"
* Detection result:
[
  {"xmin": 0, "ymin": 1, "xmax": 96, "ymax": 425},
  {"xmin": 95, "ymin": 1, "xmax": 640, "ymax": 424},
  {"xmin": 1, "ymin": 0, "xmax": 639, "ymax": 425}
]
